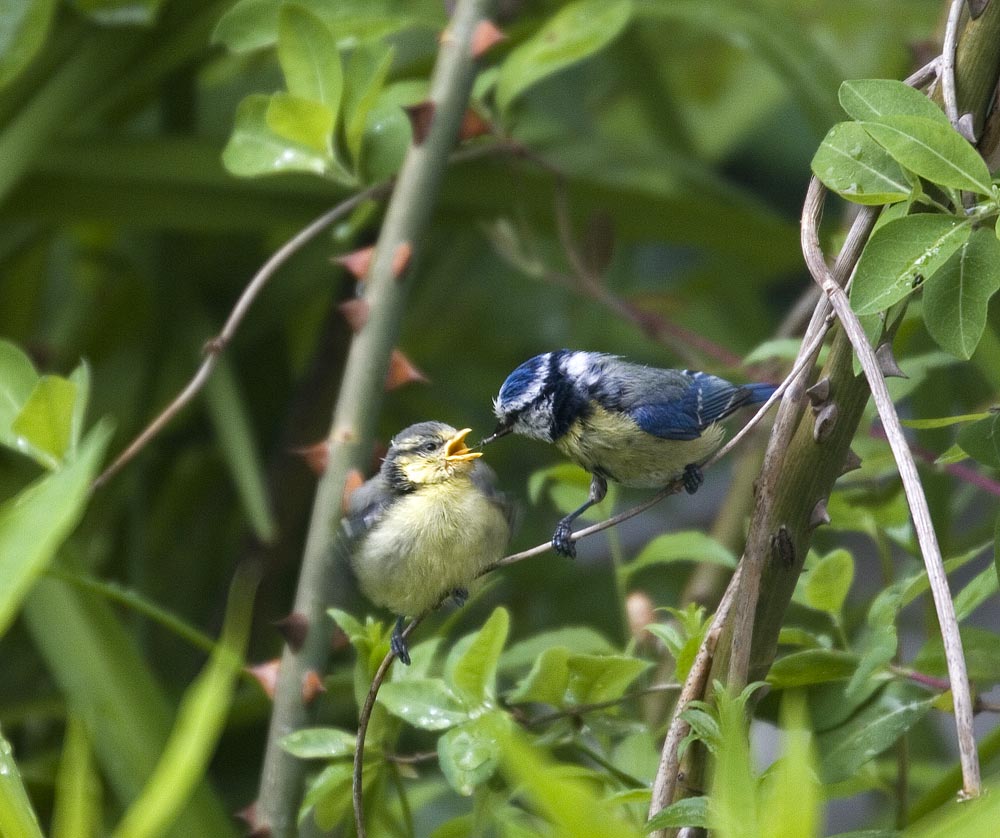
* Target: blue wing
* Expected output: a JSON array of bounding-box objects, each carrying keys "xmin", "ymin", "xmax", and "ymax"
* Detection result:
[{"xmin": 627, "ymin": 372, "xmax": 775, "ymax": 441}]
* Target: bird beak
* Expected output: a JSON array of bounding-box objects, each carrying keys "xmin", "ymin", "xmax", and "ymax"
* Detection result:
[
  {"xmin": 444, "ymin": 428, "xmax": 482, "ymax": 463},
  {"xmin": 480, "ymin": 420, "xmax": 513, "ymax": 446}
]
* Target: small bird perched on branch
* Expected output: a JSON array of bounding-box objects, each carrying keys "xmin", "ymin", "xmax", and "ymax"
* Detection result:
[
  {"xmin": 345, "ymin": 421, "xmax": 513, "ymax": 665},
  {"xmin": 484, "ymin": 350, "xmax": 776, "ymax": 557}
]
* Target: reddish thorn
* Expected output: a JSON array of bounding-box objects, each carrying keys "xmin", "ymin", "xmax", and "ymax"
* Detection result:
[
  {"xmin": 273, "ymin": 611, "xmax": 309, "ymax": 652},
  {"xmin": 338, "ymin": 298, "xmax": 370, "ymax": 333},
  {"xmin": 302, "ymin": 670, "xmax": 326, "ymax": 704},
  {"xmin": 392, "ymin": 242, "xmax": 413, "ymax": 279},
  {"xmin": 235, "ymin": 802, "xmax": 271, "ymax": 836},
  {"xmin": 404, "ymin": 101, "xmax": 436, "ymax": 145},
  {"xmin": 292, "ymin": 440, "xmax": 329, "ymax": 475},
  {"xmin": 333, "ymin": 245, "xmax": 375, "ymax": 280},
  {"xmin": 459, "ymin": 108, "xmax": 492, "ymax": 141},
  {"xmin": 840, "ymin": 448, "xmax": 863, "ymax": 475},
  {"xmin": 470, "ymin": 20, "xmax": 506, "ymax": 58},
  {"xmin": 385, "ymin": 349, "xmax": 430, "ymax": 392},
  {"xmin": 331, "ymin": 626, "xmax": 350, "ymax": 652},
  {"xmin": 342, "ymin": 469, "xmax": 366, "ymax": 515},
  {"xmin": 246, "ymin": 660, "xmax": 280, "ymax": 700}
]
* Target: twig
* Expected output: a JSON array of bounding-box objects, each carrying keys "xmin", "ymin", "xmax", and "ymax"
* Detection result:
[
  {"xmin": 353, "ymin": 618, "xmax": 422, "ymax": 838},
  {"xmin": 801, "ymin": 176, "xmax": 980, "ymax": 799},
  {"xmin": 256, "ymin": 1, "xmax": 497, "ymax": 834},
  {"xmin": 521, "ymin": 683, "xmax": 682, "ymax": 727},
  {"xmin": 648, "ymin": 564, "xmax": 742, "ymax": 838},
  {"xmin": 91, "ymin": 183, "xmax": 391, "ymax": 490},
  {"xmin": 942, "ymin": 0, "xmax": 965, "ymax": 129}
]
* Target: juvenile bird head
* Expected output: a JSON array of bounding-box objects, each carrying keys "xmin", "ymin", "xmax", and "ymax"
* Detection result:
[
  {"xmin": 381, "ymin": 421, "xmax": 482, "ymax": 492},
  {"xmin": 486, "ymin": 350, "xmax": 596, "ymax": 444}
]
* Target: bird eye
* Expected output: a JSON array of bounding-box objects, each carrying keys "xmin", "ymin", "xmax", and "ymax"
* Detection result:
[{"xmin": 420, "ymin": 441, "xmax": 438, "ymax": 454}]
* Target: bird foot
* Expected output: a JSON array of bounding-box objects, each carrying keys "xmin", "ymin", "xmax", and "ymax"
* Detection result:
[
  {"xmin": 390, "ymin": 618, "xmax": 411, "ymax": 666},
  {"xmin": 682, "ymin": 464, "xmax": 704, "ymax": 495},
  {"xmin": 552, "ymin": 521, "xmax": 577, "ymax": 558}
]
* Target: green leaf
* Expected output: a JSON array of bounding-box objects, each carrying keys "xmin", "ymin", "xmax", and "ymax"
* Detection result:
[
  {"xmin": 817, "ymin": 683, "xmax": 934, "ymax": 783},
  {"xmin": 802, "ymin": 549, "xmax": 854, "ymax": 617},
  {"xmin": 0, "ymin": 422, "xmax": 111, "ymax": 639},
  {"xmin": 623, "ymin": 531, "xmax": 736, "ymax": 583},
  {"xmin": 67, "ymin": 362, "xmax": 90, "ymax": 461},
  {"xmin": 913, "ymin": 627, "xmax": 1000, "ymax": 685},
  {"xmin": 300, "ymin": 762, "xmax": 353, "ymax": 831},
  {"xmin": 0, "ymin": 340, "xmax": 39, "ymax": 451},
  {"xmin": 281, "ymin": 727, "xmax": 356, "ymax": 760},
  {"xmin": 861, "ymin": 117, "xmax": 993, "ymax": 195},
  {"xmin": 565, "ymin": 654, "xmax": 650, "ymax": 705},
  {"xmin": 222, "ymin": 94, "xmax": 332, "ymax": 178},
  {"xmin": 527, "ymin": 462, "xmax": 616, "ymax": 521},
  {"xmin": 709, "ymin": 688, "xmax": 760, "ymax": 837},
  {"xmin": 851, "ymin": 214, "xmax": 972, "ymax": 315},
  {"xmin": 923, "ymin": 229, "xmax": 1000, "ymax": 359},
  {"xmin": 446, "ymin": 607, "xmax": 509, "ymax": 707},
  {"xmin": 11, "ymin": 375, "xmax": 78, "ymax": 469},
  {"xmin": 112, "ymin": 564, "xmax": 258, "ymax": 838},
  {"xmin": 378, "ymin": 678, "xmax": 470, "ymax": 730},
  {"xmin": 68, "ymin": 0, "xmax": 166, "ymax": 25},
  {"xmin": 500, "ymin": 626, "xmax": 614, "ymax": 671},
  {"xmin": 496, "ymin": 0, "xmax": 633, "ymax": 113},
  {"xmin": 0, "ymin": 726, "xmax": 44, "ymax": 838},
  {"xmin": 645, "ymin": 796, "xmax": 708, "ymax": 831},
  {"xmin": 901, "ymin": 412, "xmax": 991, "ymax": 429},
  {"xmin": 838, "ymin": 79, "xmax": 951, "ymax": 125},
  {"xmin": 343, "ymin": 42, "xmax": 396, "ymax": 168},
  {"xmin": 507, "ymin": 647, "xmax": 571, "ymax": 706},
  {"xmin": 957, "ymin": 412, "xmax": 1000, "ymax": 468},
  {"xmin": 767, "ymin": 649, "xmax": 858, "ymax": 688},
  {"xmin": 437, "ymin": 711, "xmax": 509, "ymax": 796},
  {"xmin": 277, "ymin": 5, "xmax": 343, "ymax": 114},
  {"xmin": 265, "ymin": 92, "xmax": 334, "ymax": 156},
  {"xmin": 811, "ymin": 122, "xmax": 912, "ymax": 205},
  {"xmin": 759, "ymin": 694, "xmax": 820, "ymax": 838},
  {"xmin": 0, "ymin": 0, "xmax": 57, "ymax": 87},
  {"xmin": 51, "ymin": 714, "xmax": 100, "ymax": 838}
]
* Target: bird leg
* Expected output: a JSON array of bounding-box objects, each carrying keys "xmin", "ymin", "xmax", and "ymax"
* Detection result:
[
  {"xmin": 552, "ymin": 474, "xmax": 608, "ymax": 559},
  {"xmin": 682, "ymin": 463, "xmax": 704, "ymax": 495},
  {"xmin": 390, "ymin": 616, "xmax": 412, "ymax": 666}
]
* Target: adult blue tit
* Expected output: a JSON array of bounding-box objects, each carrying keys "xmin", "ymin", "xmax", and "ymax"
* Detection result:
[
  {"xmin": 344, "ymin": 421, "xmax": 513, "ymax": 664},
  {"xmin": 484, "ymin": 350, "xmax": 776, "ymax": 557}
]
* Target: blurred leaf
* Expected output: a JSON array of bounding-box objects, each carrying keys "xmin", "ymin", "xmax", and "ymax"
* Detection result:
[
  {"xmin": 67, "ymin": 362, "xmax": 90, "ymax": 460},
  {"xmin": 565, "ymin": 653, "xmax": 649, "ymax": 705},
  {"xmin": 901, "ymin": 412, "xmax": 991, "ymax": 429},
  {"xmin": 953, "ymin": 563, "xmax": 998, "ymax": 622},
  {"xmin": 861, "ymin": 117, "xmax": 993, "ymax": 195},
  {"xmin": 802, "ymin": 549, "xmax": 853, "ymax": 618},
  {"xmin": 69, "ymin": 0, "xmax": 166, "ymax": 25},
  {"xmin": 300, "ymin": 762, "xmax": 353, "ymax": 831},
  {"xmin": 957, "ymin": 412, "xmax": 1000, "ymax": 468},
  {"xmin": 112, "ymin": 563, "xmax": 258, "ymax": 838},
  {"xmin": 767, "ymin": 649, "xmax": 858, "ymax": 688},
  {"xmin": 496, "ymin": 0, "xmax": 633, "ymax": 113},
  {"xmin": 378, "ymin": 678, "xmax": 469, "ymax": 730},
  {"xmin": 11, "ymin": 375, "xmax": 77, "ymax": 469},
  {"xmin": 507, "ymin": 647, "xmax": 571, "ymax": 706},
  {"xmin": 500, "ymin": 626, "xmax": 615, "ymax": 671},
  {"xmin": 851, "ymin": 215, "xmax": 971, "ymax": 315},
  {"xmin": 817, "ymin": 683, "xmax": 934, "ymax": 783},
  {"xmin": 438, "ymin": 710, "xmax": 509, "ymax": 796},
  {"xmin": 51, "ymin": 714, "xmax": 101, "ymax": 838},
  {"xmin": 936, "ymin": 444, "xmax": 969, "ymax": 465},
  {"xmin": 445, "ymin": 607, "xmax": 509, "ymax": 707},
  {"xmin": 759, "ymin": 694, "xmax": 820, "ymax": 838},
  {"xmin": 281, "ymin": 727, "xmax": 356, "ymax": 760},
  {"xmin": 906, "ymin": 788, "xmax": 1000, "ymax": 838},
  {"xmin": 923, "ymin": 229, "xmax": 1000, "ymax": 359},
  {"xmin": 623, "ymin": 531, "xmax": 736, "ymax": 583},
  {"xmin": 0, "ymin": 0, "xmax": 56, "ymax": 87},
  {"xmin": 344, "ymin": 42, "xmax": 396, "ymax": 168},
  {"xmin": 913, "ymin": 627, "xmax": 1000, "ymax": 686},
  {"xmin": 0, "ymin": 340, "xmax": 37, "ymax": 450},
  {"xmin": 222, "ymin": 94, "xmax": 333, "ymax": 178},
  {"xmin": 0, "ymin": 421, "xmax": 110, "ymax": 638},
  {"xmin": 708, "ymin": 687, "xmax": 760, "ymax": 837},
  {"xmin": 812, "ymin": 122, "xmax": 912, "ymax": 205},
  {"xmin": 645, "ymin": 796, "xmax": 708, "ymax": 831},
  {"xmin": 838, "ymin": 79, "xmax": 951, "ymax": 125},
  {"xmin": 265, "ymin": 92, "xmax": 335, "ymax": 156},
  {"xmin": 278, "ymin": 5, "xmax": 343, "ymax": 113},
  {"xmin": 527, "ymin": 463, "xmax": 616, "ymax": 521},
  {"xmin": 204, "ymin": 355, "xmax": 277, "ymax": 543},
  {"xmin": 0, "ymin": 726, "xmax": 44, "ymax": 838}
]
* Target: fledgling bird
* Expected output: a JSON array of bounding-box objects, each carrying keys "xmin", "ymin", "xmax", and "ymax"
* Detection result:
[
  {"xmin": 344, "ymin": 421, "xmax": 513, "ymax": 664},
  {"xmin": 484, "ymin": 350, "xmax": 776, "ymax": 557}
]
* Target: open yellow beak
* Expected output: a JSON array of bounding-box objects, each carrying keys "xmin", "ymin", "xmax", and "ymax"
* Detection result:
[{"xmin": 444, "ymin": 428, "xmax": 482, "ymax": 463}]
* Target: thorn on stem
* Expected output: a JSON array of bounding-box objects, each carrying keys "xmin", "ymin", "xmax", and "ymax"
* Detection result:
[
  {"xmin": 875, "ymin": 342, "xmax": 907, "ymax": 379},
  {"xmin": 470, "ymin": 20, "xmax": 506, "ymax": 57},
  {"xmin": 812, "ymin": 402, "xmax": 839, "ymax": 442},
  {"xmin": 806, "ymin": 377, "xmax": 831, "ymax": 408},
  {"xmin": 459, "ymin": 108, "xmax": 493, "ymax": 141},
  {"xmin": 292, "ymin": 440, "xmax": 329, "ymax": 475},
  {"xmin": 840, "ymin": 448, "xmax": 863, "ymax": 475},
  {"xmin": 302, "ymin": 670, "xmax": 326, "ymax": 704},
  {"xmin": 968, "ymin": 0, "xmax": 990, "ymax": 19},
  {"xmin": 385, "ymin": 349, "xmax": 429, "ymax": 391},
  {"xmin": 809, "ymin": 498, "xmax": 831, "ymax": 530},
  {"xmin": 404, "ymin": 101, "xmax": 436, "ymax": 144},
  {"xmin": 957, "ymin": 113, "xmax": 977, "ymax": 142},
  {"xmin": 235, "ymin": 802, "xmax": 271, "ymax": 837},
  {"xmin": 392, "ymin": 242, "xmax": 413, "ymax": 278},
  {"xmin": 246, "ymin": 659, "xmax": 280, "ymax": 699},
  {"xmin": 273, "ymin": 612, "xmax": 309, "ymax": 652},
  {"xmin": 334, "ymin": 246, "xmax": 375, "ymax": 280},
  {"xmin": 342, "ymin": 469, "xmax": 366, "ymax": 513},
  {"xmin": 338, "ymin": 299, "xmax": 370, "ymax": 332}
]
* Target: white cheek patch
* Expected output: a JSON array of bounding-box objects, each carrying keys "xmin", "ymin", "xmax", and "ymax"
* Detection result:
[{"xmin": 513, "ymin": 397, "xmax": 555, "ymax": 442}]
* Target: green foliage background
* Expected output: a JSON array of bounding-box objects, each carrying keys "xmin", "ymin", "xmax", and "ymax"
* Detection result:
[{"xmin": 2, "ymin": 0, "xmax": 1000, "ymax": 836}]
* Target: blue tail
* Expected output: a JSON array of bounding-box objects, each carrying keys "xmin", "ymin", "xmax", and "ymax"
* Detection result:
[{"xmin": 745, "ymin": 382, "xmax": 777, "ymax": 405}]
